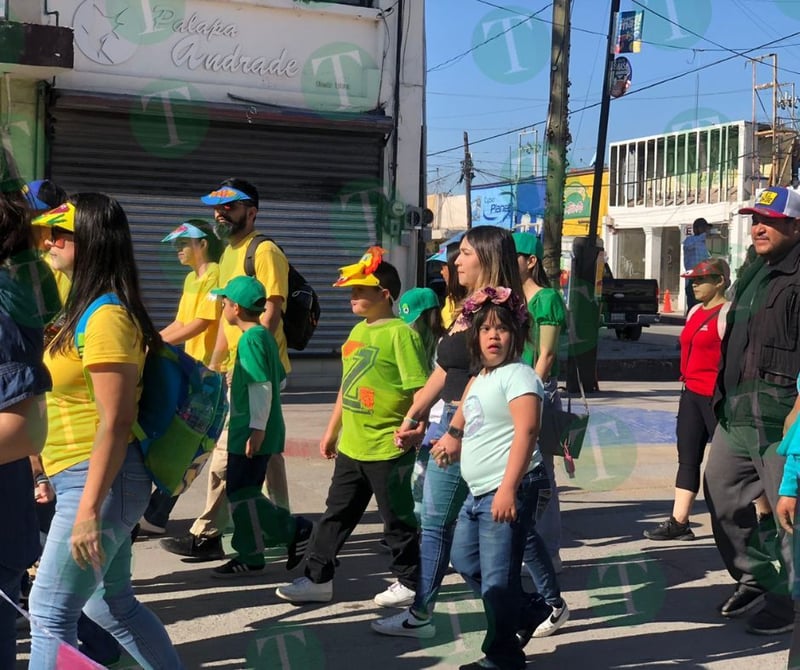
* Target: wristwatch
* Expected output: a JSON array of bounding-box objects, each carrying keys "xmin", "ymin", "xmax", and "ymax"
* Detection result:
[{"xmin": 447, "ymin": 425, "xmax": 464, "ymax": 439}]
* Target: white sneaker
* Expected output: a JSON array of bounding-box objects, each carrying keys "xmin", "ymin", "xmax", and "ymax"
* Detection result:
[
  {"xmin": 373, "ymin": 580, "xmax": 415, "ymax": 608},
  {"xmin": 276, "ymin": 577, "xmax": 333, "ymax": 603},
  {"xmin": 371, "ymin": 609, "xmax": 435, "ymax": 639},
  {"xmin": 533, "ymin": 600, "xmax": 570, "ymax": 638}
]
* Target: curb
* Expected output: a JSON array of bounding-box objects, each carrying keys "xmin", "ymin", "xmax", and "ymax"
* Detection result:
[{"xmin": 598, "ymin": 357, "xmax": 680, "ymax": 382}]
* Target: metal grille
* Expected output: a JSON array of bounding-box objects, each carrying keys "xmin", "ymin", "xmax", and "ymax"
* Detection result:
[{"xmin": 48, "ymin": 97, "xmax": 387, "ymax": 355}]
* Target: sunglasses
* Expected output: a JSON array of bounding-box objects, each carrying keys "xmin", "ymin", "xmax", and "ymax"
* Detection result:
[
  {"xmin": 48, "ymin": 227, "xmax": 73, "ymax": 249},
  {"xmin": 216, "ymin": 199, "xmax": 254, "ymax": 211}
]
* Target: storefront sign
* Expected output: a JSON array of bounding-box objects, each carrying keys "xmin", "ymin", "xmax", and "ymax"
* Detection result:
[{"xmin": 57, "ymin": 0, "xmax": 380, "ymax": 109}]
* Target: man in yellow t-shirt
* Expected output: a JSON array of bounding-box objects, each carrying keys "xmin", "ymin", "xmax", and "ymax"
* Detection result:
[{"xmin": 161, "ymin": 178, "xmax": 292, "ymax": 561}]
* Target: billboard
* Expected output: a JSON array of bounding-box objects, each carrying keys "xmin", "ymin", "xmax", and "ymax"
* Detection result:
[
  {"xmin": 471, "ymin": 183, "xmax": 516, "ymax": 229},
  {"xmin": 563, "ymin": 171, "xmax": 608, "ymax": 238}
]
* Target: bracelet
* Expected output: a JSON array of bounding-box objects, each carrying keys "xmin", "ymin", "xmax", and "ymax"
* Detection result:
[
  {"xmin": 447, "ymin": 425, "xmax": 464, "ymax": 439},
  {"xmin": 34, "ymin": 474, "xmax": 50, "ymax": 486},
  {"xmin": 403, "ymin": 416, "xmax": 420, "ymax": 427}
]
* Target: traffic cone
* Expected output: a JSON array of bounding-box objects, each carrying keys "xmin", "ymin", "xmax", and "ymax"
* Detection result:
[{"xmin": 662, "ymin": 289, "xmax": 673, "ymax": 314}]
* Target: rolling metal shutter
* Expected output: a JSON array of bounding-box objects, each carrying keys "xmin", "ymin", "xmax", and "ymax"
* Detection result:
[{"xmin": 48, "ymin": 93, "xmax": 390, "ymax": 355}]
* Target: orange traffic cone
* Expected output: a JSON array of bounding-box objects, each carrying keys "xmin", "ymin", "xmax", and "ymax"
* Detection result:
[{"xmin": 662, "ymin": 289, "xmax": 673, "ymax": 314}]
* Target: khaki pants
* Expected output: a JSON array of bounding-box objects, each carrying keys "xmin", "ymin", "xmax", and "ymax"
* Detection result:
[{"xmin": 190, "ymin": 433, "xmax": 290, "ymax": 539}]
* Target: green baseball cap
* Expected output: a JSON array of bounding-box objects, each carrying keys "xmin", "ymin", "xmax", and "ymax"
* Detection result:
[
  {"xmin": 397, "ymin": 287, "xmax": 439, "ymax": 325},
  {"xmin": 211, "ymin": 275, "xmax": 266, "ymax": 312},
  {"xmin": 513, "ymin": 232, "xmax": 543, "ymax": 259}
]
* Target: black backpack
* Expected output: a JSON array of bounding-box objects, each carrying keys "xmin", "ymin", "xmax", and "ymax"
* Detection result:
[{"xmin": 244, "ymin": 234, "xmax": 321, "ymax": 351}]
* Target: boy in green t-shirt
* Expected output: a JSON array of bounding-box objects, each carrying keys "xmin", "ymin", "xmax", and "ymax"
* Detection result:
[
  {"xmin": 208, "ymin": 275, "xmax": 313, "ymax": 578},
  {"xmin": 276, "ymin": 248, "xmax": 429, "ymax": 606}
]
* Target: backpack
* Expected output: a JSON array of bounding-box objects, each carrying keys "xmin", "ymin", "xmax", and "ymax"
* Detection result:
[
  {"xmin": 244, "ymin": 234, "xmax": 320, "ymax": 351},
  {"xmin": 76, "ymin": 294, "xmax": 229, "ymax": 495}
]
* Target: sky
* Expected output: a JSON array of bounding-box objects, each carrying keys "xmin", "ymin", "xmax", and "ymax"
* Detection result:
[{"xmin": 424, "ymin": 0, "xmax": 800, "ymax": 196}]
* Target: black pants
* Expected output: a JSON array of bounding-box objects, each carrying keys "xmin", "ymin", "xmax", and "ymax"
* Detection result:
[
  {"xmin": 305, "ymin": 450, "xmax": 419, "ymax": 587},
  {"xmin": 675, "ymin": 388, "xmax": 717, "ymax": 493},
  {"xmin": 703, "ymin": 423, "xmax": 793, "ymax": 616}
]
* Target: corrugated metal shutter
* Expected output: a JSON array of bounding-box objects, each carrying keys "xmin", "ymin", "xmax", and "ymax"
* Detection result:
[{"xmin": 48, "ymin": 97, "xmax": 388, "ymax": 355}]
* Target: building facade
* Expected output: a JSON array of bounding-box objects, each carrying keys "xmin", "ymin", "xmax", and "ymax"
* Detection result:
[
  {"xmin": 605, "ymin": 120, "xmax": 779, "ymax": 311},
  {"xmin": 1, "ymin": 0, "xmax": 425, "ymax": 388}
]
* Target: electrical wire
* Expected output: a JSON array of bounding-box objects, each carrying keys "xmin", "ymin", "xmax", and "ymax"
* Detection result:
[
  {"xmin": 427, "ymin": 2, "xmax": 553, "ymax": 73},
  {"xmin": 428, "ymin": 29, "xmax": 800, "ymax": 157}
]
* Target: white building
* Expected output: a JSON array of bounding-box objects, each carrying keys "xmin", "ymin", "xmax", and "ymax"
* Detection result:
[
  {"xmin": 605, "ymin": 120, "xmax": 790, "ymax": 312},
  {"xmin": 2, "ymin": 0, "xmax": 425, "ymax": 388}
]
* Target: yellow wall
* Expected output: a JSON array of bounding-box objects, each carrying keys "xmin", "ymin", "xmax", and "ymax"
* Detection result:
[{"xmin": 563, "ymin": 169, "xmax": 608, "ymax": 238}]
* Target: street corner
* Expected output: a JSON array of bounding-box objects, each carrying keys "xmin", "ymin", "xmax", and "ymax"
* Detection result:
[
  {"xmin": 471, "ymin": 5, "xmax": 548, "ymax": 85},
  {"xmin": 327, "ymin": 179, "xmax": 406, "ymax": 250},
  {"xmin": 639, "ymin": 0, "xmax": 712, "ymax": 51},
  {"xmin": 664, "ymin": 107, "xmax": 730, "ymax": 134},
  {"xmin": 585, "ymin": 552, "xmax": 667, "ymax": 627},
  {"xmin": 300, "ymin": 42, "xmax": 380, "ymax": 116},
  {"xmin": 129, "ymin": 79, "xmax": 209, "ymax": 159}
]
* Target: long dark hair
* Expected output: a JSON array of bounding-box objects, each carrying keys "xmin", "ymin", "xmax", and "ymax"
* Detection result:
[
  {"xmin": 462, "ymin": 226, "xmax": 524, "ymax": 298},
  {"xmin": 0, "ymin": 185, "xmax": 33, "ymax": 263},
  {"xmin": 530, "ymin": 257, "xmax": 550, "ymax": 288},
  {"xmin": 49, "ymin": 193, "xmax": 160, "ymax": 354},
  {"xmin": 413, "ymin": 306, "xmax": 446, "ymax": 364}
]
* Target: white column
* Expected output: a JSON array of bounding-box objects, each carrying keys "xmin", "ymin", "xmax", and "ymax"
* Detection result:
[{"xmin": 644, "ymin": 227, "xmax": 662, "ymax": 282}]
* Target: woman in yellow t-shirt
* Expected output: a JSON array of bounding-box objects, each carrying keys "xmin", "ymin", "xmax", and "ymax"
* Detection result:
[
  {"xmin": 140, "ymin": 219, "xmax": 223, "ymax": 536},
  {"xmin": 27, "ymin": 194, "xmax": 183, "ymax": 669},
  {"xmin": 158, "ymin": 219, "xmax": 223, "ymax": 365}
]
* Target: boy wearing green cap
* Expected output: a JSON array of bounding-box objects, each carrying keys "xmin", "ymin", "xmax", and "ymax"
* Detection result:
[{"xmin": 208, "ymin": 275, "xmax": 312, "ymax": 577}]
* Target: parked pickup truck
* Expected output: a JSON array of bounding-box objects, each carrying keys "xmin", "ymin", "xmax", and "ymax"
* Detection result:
[{"xmin": 601, "ymin": 264, "xmax": 660, "ymax": 341}]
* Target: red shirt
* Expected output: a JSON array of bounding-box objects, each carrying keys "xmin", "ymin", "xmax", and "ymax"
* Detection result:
[{"xmin": 680, "ymin": 303, "xmax": 725, "ymax": 396}]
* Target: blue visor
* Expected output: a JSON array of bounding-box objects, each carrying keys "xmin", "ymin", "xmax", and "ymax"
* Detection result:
[
  {"xmin": 200, "ymin": 187, "xmax": 252, "ymax": 206},
  {"xmin": 23, "ymin": 180, "xmax": 54, "ymax": 211},
  {"xmin": 161, "ymin": 222, "xmax": 208, "ymax": 242}
]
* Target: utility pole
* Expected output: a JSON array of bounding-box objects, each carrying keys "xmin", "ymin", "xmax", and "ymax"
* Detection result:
[
  {"xmin": 543, "ymin": 0, "xmax": 570, "ymax": 284},
  {"xmin": 566, "ymin": 0, "xmax": 619, "ymax": 394},
  {"xmin": 462, "ymin": 131, "xmax": 474, "ymax": 229}
]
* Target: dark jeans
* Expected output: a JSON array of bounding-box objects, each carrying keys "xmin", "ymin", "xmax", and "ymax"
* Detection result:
[
  {"xmin": 704, "ymin": 423, "xmax": 793, "ymax": 617},
  {"xmin": 675, "ymin": 388, "xmax": 716, "ymax": 493},
  {"xmin": 144, "ymin": 490, "xmax": 179, "ymax": 529},
  {"xmin": 226, "ymin": 453, "xmax": 296, "ymax": 567},
  {"xmin": 451, "ymin": 466, "xmax": 549, "ymax": 670},
  {"xmin": 305, "ymin": 450, "xmax": 419, "ymax": 587},
  {"xmin": 0, "ymin": 563, "xmax": 23, "ymax": 669}
]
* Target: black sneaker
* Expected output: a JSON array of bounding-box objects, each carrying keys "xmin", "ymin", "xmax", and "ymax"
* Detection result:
[
  {"xmin": 211, "ymin": 558, "xmax": 265, "ymax": 579},
  {"xmin": 746, "ymin": 607, "xmax": 794, "ymax": 635},
  {"xmin": 286, "ymin": 516, "xmax": 314, "ymax": 570},
  {"xmin": 643, "ymin": 517, "xmax": 694, "ymax": 541},
  {"xmin": 718, "ymin": 585, "xmax": 766, "ymax": 618},
  {"xmin": 160, "ymin": 533, "xmax": 224, "ymax": 561}
]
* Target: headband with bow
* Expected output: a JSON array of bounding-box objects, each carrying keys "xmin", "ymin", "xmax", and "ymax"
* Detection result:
[{"xmin": 459, "ymin": 286, "xmax": 528, "ymax": 326}]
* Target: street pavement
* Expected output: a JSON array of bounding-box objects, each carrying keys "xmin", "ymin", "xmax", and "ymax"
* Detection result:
[{"xmin": 16, "ymin": 325, "xmax": 793, "ymax": 669}]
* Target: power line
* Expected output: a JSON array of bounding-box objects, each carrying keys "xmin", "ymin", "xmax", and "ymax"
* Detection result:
[
  {"xmin": 427, "ymin": 29, "xmax": 800, "ymax": 157},
  {"xmin": 427, "ymin": 2, "xmax": 553, "ymax": 73},
  {"xmin": 631, "ymin": 0, "xmax": 800, "ymax": 76}
]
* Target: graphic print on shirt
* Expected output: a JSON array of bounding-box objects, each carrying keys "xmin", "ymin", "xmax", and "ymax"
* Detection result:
[
  {"xmin": 341, "ymin": 339, "xmax": 379, "ymax": 414},
  {"xmin": 463, "ymin": 394, "xmax": 485, "ymax": 437}
]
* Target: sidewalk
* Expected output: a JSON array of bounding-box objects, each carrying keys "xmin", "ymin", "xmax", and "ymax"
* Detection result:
[{"xmin": 17, "ymin": 381, "xmax": 791, "ymax": 669}]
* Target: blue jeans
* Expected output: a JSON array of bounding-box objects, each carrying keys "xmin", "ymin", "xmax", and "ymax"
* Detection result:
[
  {"xmin": 412, "ymin": 403, "xmax": 469, "ymax": 616},
  {"xmin": 29, "ymin": 447, "xmax": 182, "ymax": 670},
  {"xmin": 532, "ymin": 379, "xmax": 561, "ymax": 559},
  {"xmin": 451, "ymin": 466, "xmax": 549, "ymax": 670}
]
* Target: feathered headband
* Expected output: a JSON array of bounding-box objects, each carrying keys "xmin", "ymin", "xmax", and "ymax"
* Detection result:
[
  {"xmin": 458, "ymin": 286, "xmax": 528, "ymax": 326},
  {"xmin": 333, "ymin": 246, "xmax": 387, "ymax": 288}
]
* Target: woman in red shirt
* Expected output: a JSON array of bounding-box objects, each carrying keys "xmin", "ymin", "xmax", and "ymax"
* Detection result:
[{"xmin": 645, "ymin": 258, "xmax": 730, "ymax": 541}]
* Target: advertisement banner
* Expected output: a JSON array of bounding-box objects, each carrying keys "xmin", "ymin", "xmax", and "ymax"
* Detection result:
[
  {"xmin": 616, "ymin": 11, "xmax": 643, "ymax": 54},
  {"xmin": 471, "ymin": 184, "xmax": 516, "ymax": 229}
]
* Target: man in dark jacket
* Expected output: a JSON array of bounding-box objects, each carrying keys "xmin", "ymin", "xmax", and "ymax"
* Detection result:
[{"xmin": 705, "ymin": 186, "xmax": 800, "ymax": 637}]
